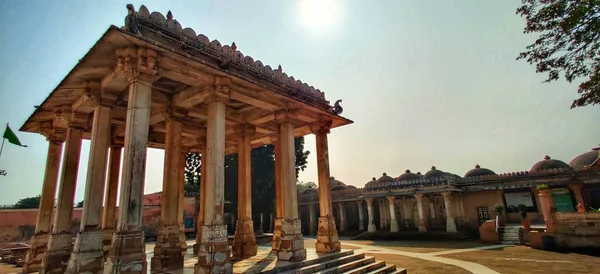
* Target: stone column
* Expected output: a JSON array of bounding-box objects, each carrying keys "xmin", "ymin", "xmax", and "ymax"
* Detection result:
[
  {"xmin": 414, "ymin": 194, "xmax": 427, "ymax": 232},
  {"xmin": 178, "ymin": 147, "xmax": 189, "ymax": 253},
  {"xmin": 106, "ymin": 47, "xmax": 158, "ymax": 274},
  {"xmin": 357, "ymin": 201, "xmax": 365, "ymax": 232},
  {"xmin": 386, "ymin": 196, "xmax": 399, "ymax": 232},
  {"xmin": 151, "ymin": 111, "xmax": 185, "ymax": 272},
  {"xmin": 67, "ymin": 102, "xmax": 113, "ymax": 273},
  {"xmin": 193, "ymin": 146, "xmax": 207, "ymax": 255},
  {"xmin": 441, "ymin": 192, "xmax": 458, "ymax": 232},
  {"xmin": 308, "ymin": 204, "xmax": 317, "ymax": 235},
  {"xmin": 101, "ymin": 144, "xmax": 121, "ymax": 257},
  {"xmin": 232, "ymin": 124, "xmax": 258, "ymax": 258},
  {"xmin": 271, "ymin": 136, "xmax": 284, "ymax": 251},
  {"xmin": 194, "ymin": 91, "xmax": 232, "ymax": 273},
  {"xmin": 538, "ymin": 189, "xmax": 555, "ymax": 233},
  {"xmin": 569, "ymin": 184, "xmax": 585, "ymax": 206},
  {"xmin": 365, "ymin": 198, "xmax": 376, "ymax": 232},
  {"xmin": 311, "ymin": 120, "xmax": 340, "ymax": 253},
  {"xmin": 274, "ymin": 110, "xmax": 306, "ymax": 261},
  {"xmin": 23, "ymin": 132, "xmax": 65, "ymax": 273},
  {"xmin": 41, "ymin": 113, "xmax": 86, "ymax": 274},
  {"xmin": 338, "ymin": 203, "xmax": 347, "ymax": 232},
  {"xmin": 378, "ymin": 200, "xmax": 386, "ymax": 229}
]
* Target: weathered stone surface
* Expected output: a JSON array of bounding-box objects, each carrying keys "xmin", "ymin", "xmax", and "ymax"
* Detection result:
[
  {"xmin": 315, "ymin": 216, "xmax": 341, "ymax": 253},
  {"xmin": 40, "ymin": 232, "xmax": 73, "ymax": 274},
  {"xmin": 102, "ymin": 229, "xmax": 113, "ymax": 258},
  {"xmin": 232, "ymin": 219, "xmax": 257, "ymax": 258},
  {"xmin": 276, "ymin": 219, "xmax": 306, "ymax": 261},
  {"xmin": 65, "ymin": 229, "xmax": 105, "ymax": 274},
  {"xmin": 22, "ymin": 233, "xmax": 50, "ymax": 273},
  {"xmin": 150, "ymin": 224, "xmax": 184, "ymax": 272},
  {"xmin": 105, "ymin": 230, "xmax": 147, "ymax": 274},
  {"xmin": 271, "ymin": 218, "xmax": 283, "ymax": 251},
  {"xmin": 195, "ymin": 225, "xmax": 232, "ymax": 273}
]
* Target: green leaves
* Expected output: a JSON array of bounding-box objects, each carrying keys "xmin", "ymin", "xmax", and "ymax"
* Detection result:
[{"xmin": 516, "ymin": 0, "xmax": 600, "ymax": 108}]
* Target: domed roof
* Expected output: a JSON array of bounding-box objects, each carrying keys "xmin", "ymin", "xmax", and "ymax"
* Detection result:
[
  {"xmin": 530, "ymin": 155, "xmax": 570, "ymax": 173},
  {"xmin": 330, "ymin": 176, "xmax": 345, "ymax": 188},
  {"xmin": 365, "ymin": 177, "xmax": 377, "ymax": 188},
  {"xmin": 302, "ymin": 187, "xmax": 318, "ymax": 194},
  {"xmin": 464, "ymin": 164, "xmax": 496, "ymax": 177},
  {"xmin": 569, "ymin": 147, "xmax": 600, "ymax": 170},
  {"xmin": 397, "ymin": 170, "xmax": 420, "ymax": 181},
  {"xmin": 345, "ymin": 185, "xmax": 357, "ymax": 190},
  {"xmin": 376, "ymin": 173, "xmax": 394, "ymax": 183},
  {"xmin": 331, "ymin": 185, "xmax": 347, "ymax": 191},
  {"xmin": 424, "ymin": 166, "xmax": 445, "ymax": 178}
]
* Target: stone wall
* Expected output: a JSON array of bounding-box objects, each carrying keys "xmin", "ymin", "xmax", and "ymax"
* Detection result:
[{"xmin": 554, "ymin": 212, "xmax": 600, "ymax": 248}]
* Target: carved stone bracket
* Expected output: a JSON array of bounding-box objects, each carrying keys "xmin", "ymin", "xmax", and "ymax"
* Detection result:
[
  {"xmin": 233, "ymin": 124, "xmax": 256, "ymax": 137},
  {"xmin": 309, "ymin": 119, "xmax": 333, "ymax": 135},
  {"xmin": 274, "ymin": 109, "xmax": 298, "ymax": 124},
  {"xmin": 116, "ymin": 47, "xmax": 160, "ymax": 84},
  {"xmin": 39, "ymin": 121, "xmax": 66, "ymax": 143}
]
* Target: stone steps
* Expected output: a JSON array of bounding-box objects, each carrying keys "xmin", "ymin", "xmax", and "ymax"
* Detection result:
[
  {"xmin": 498, "ymin": 226, "xmax": 524, "ymax": 244},
  {"xmin": 276, "ymin": 250, "xmax": 402, "ymax": 274}
]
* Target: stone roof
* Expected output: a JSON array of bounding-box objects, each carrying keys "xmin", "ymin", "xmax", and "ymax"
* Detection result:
[
  {"xmin": 330, "ymin": 176, "xmax": 345, "ymax": 188},
  {"xmin": 569, "ymin": 147, "xmax": 600, "ymax": 171},
  {"xmin": 397, "ymin": 170, "xmax": 420, "ymax": 181},
  {"xmin": 424, "ymin": 166, "xmax": 445, "ymax": 178},
  {"xmin": 302, "ymin": 187, "xmax": 318, "ymax": 194},
  {"xmin": 530, "ymin": 155, "xmax": 571, "ymax": 174},
  {"xmin": 464, "ymin": 164, "xmax": 496, "ymax": 177},
  {"xmin": 376, "ymin": 173, "xmax": 394, "ymax": 183}
]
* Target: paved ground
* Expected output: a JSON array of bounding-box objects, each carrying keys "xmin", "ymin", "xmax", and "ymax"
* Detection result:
[{"xmin": 1, "ymin": 238, "xmax": 599, "ymax": 273}]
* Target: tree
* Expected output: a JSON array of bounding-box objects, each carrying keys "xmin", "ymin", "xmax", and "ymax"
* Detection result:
[
  {"xmin": 76, "ymin": 200, "xmax": 84, "ymax": 208},
  {"xmin": 516, "ymin": 0, "xmax": 600, "ymax": 108},
  {"xmin": 296, "ymin": 181, "xmax": 317, "ymax": 192},
  {"xmin": 13, "ymin": 195, "xmax": 41, "ymax": 209},
  {"xmin": 295, "ymin": 137, "xmax": 310, "ymax": 177},
  {"xmin": 185, "ymin": 152, "xmax": 202, "ymax": 189}
]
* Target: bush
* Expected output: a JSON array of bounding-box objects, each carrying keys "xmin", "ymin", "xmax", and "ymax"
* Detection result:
[
  {"xmin": 494, "ymin": 204, "xmax": 504, "ymax": 215},
  {"xmin": 518, "ymin": 204, "xmax": 528, "ymax": 219},
  {"xmin": 536, "ymin": 184, "xmax": 549, "ymax": 190}
]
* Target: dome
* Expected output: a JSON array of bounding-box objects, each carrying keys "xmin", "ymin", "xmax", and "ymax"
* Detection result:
[
  {"xmin": 331, "ymin": 185, "xmax": 347, "ymax": 191},
  {"xmin": 302, "ymin": 187, "xmax": 318, "ymax": 194},
  {"xmin": 397, "ymin": 170, "xmax": 420, "ymax": 181},
  {"xmin": 530, "ymin": 155, "xmax": 570, "ymax": 173},
  {"xmin": 376, "ymin": 173, "xmax": 394, "ymax": 183},
  {"xmin": 424, "ymin": 166, "xmax": 445, "ymax": 178},
  {"xmin": 365, "ymin": 177, "xmax": 377, "ymax": 188},
  {"xmin": 345, "ymin": 185, "xmax": 357, "ymax": 190},
  {"xmin": 569, "ymin": 147, "xmax": 600, "ymax": 170},
  {"xmin": 464, "ymin": 164, "xmax": 496, "ymax": 177},
  {"xmin": 330, "ymin": 176, "xmax": 346, "ymax": 188}
]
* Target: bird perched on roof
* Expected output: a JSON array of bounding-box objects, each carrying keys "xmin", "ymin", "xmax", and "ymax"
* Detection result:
[
  {"xmin": 125, "ymin": 4, "xmax": 141, "ymax": 36},
  {"xmin": 332, "ymin": 99, "xmax": 343, "ymax": 115}
]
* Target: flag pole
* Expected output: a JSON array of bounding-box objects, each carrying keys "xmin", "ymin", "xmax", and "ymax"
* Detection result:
[{"xmin": 0, "ymin": 137, "xmax": 5, "ymax": 160}]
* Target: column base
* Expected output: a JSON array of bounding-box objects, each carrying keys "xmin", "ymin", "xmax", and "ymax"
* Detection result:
[
  {"xmin": 150, "ymin": 224, "xmax": 184, "ymax": 272},
  {"xmin": 446, "ymin": 218, "xmax": 457, "ymax": 233},
  {"xmin": 315, "ymin": 216, "xmax": 341, "ymax": 253},
  {"xmin": 102, "ymin": 229, "xmax": 113, "ymax": 258},
  {"xmin": 232, "ymin": 219, "xmax": 258, "ymax": 258},
  {"xmin": 418, "ymin": 225, "xmax": 427, "ymax": 233},
  {"xmin": 179, "ymin": 228, "xmax": 188, "ymax": 254},
  {"xmin": 390, "ymin": 222, "xmax": 399, "ymax": 232},
  {"xmin": 367, "ymin": 223, "xmax": 376, "ymax": 232},
  {"xmin": 358, "ymin": 221, "xmax": 365, "ymax": 232},
  {"xmin": 277, "ymin": 219, "xmax": 306, "ymax": 261},
  {"xmin": 271, "ymin": 218, "xmax": 283, "ymax": 251},
  {"xmin": 194, "ymin": 225, "xmax": 232, "ymax": 273},
  {"xmin": 23, "ymin": 233, "xmax": 50, "ymax": 273},
  {"xmin": 65, "ymin": 229, "xmax": 105, "ymax": 274},
  {"xmin": 105, "ymin": 229, "xmax": 147, "ymax": 274},
  {"xmin": 40, "ymin": 232, "xmax": 73, "ymax": 274},
  {"xmin": 339, "ymin": 221, "xmax": 347, "ymax": 232}
]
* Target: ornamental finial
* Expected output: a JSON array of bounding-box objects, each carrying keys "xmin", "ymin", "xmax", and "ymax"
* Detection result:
[
  {"xmin": 544, "ymin": 155, "xmax": 551, "ymax": 160},
  {"xmin": 475, "ymin": 164, "xmax": 480, "ymax": 169},
  {"xmin": 167, "ymin": 10, "xmax": 173, "ymax": 20},
  {"xmin": 231, "ymin": 42, "xmax": 237, "ymax": 52},
  {"xmin": 277, "ymin": 65, "xmax": 283, "ymax": 72}
]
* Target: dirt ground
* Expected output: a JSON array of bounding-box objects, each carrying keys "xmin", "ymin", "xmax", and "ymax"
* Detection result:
[
  {"xmin": 0, "ymin": 264, "xmax": 19, "ymax": 274},
  {"xmin": 362, "ymin": 252, "xmax": 470, "ymax": 274},
  {"xmin": 441, "ymin": 245, "xmax": 600, "ymax": 274}
]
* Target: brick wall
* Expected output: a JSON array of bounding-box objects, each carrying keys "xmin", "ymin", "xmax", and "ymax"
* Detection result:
[{"xmin": 554, "ymin": 212, "xmax": 600, "ymax": 248}]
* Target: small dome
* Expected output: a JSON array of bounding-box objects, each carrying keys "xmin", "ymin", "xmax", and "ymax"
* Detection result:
[
  {"xmin": 302, "ymin": 187, "xmax": 318, "ymax": 194},
  {"xmin": 530, "ymin": 155, "xmax": 570, "ymax": 173},
  {"xmin": 397, "ymin": 169, "xmax": 420, "ymax": 181},
  {"xmin": 569, "ymin": 147, "xmax": 600, "ymax": 170},
  {"xmin": 424, "ymin": 166, "xmax": 445, "ymax": 178},
  {"xmin": 377, "ymin": 173, "xmax": 394, "ymax": 183},
  {"xmin": 464, "ymin": 164, "xmax": 496, "ymax": 177},
  {"xmin": 346, "ymin": 185, "xmax": 357, "ymax": 190},
  {"xmin": 365, "ymin": 177, "xmax": 377, "ymax": 188},
  {"xmin": 330, "ymin": 176, "xmax": 346, "ymax": 188},
  {"xmin": 331, "ymin": 185, "xmax": 347, "ymax": 191}
]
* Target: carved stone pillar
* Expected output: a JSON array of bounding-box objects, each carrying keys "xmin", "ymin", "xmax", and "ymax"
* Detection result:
[
  {"xmin": 365, "ymin": 198, "xmax": 376, "ymax": 232},
  {"xmin": 23, "ymin": 131, "xmax": 65, "ymax": 273},
  {"xmin": 357, "ymin": 201, "xmax": 365, "ymax": 232},
  {"xmin": 151, "ymin": 112, "xmax": 185, "ymax": 272},
  {"xmin": 569, "ymin": 184, "xmax": 585, "ymax": 206},
  {"xmin": 414, "ymin": 194, "xmax": 427, "ymax": 232},
  {"xmin": 386, "ymin": 196, "xmax": 399, "ymax": 232},
  {"xmin": 311, "ymin": 120, "xmax": 340, "ymax": 253},
  {"xmin": 338, "ymin": 203, "xmax": 347, "ymax": 232},
  {"xmin": 102, "ymin": 144, "xmax": 121, "ymax": 257},
  {"xmin": 194, "ymin": 90, "xmax": 232, "ymax": 273},
  {"xmin": 232, "ymin": 124, "xmax": 258, "ymax": 258},
  {"xmin": 67, "ymin": 101, "xmax": 114, "ymax": 273},
  {"xmin": 271, "ymin": 136, "xmax": 284, "ymax": 251},
  {"xmin": 274, "ymin": 110, "xmax": 306, "ymax": 261},
  {"xmin": 308, "ymin": 204, "xmax": 317, "ymax": 235},
  {"xmin": 441, "ymin": 192, "xmax": 458, "ymax": 232},
  {"xmin": 41, "ymin": 112, "xmax": 86, "ymax": 274},
  {"xmin": 106, "ymin": 46, "xmax": 158, "ymax": 274}
]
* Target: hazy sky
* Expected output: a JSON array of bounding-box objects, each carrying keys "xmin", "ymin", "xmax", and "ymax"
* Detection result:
[{"xmin": 0, "ymin": 0, "xmax": 599, "ymax": 205}]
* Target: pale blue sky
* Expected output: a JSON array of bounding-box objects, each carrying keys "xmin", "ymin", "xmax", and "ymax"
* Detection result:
[{"xmin": 0, "ymin": 0, "xmax": 599, "ymax": 205}]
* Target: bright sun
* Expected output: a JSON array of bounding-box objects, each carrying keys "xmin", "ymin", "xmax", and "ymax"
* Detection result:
[{"xmin": 299, "ymin": 0, "xmax": 340, "ymax": 34}]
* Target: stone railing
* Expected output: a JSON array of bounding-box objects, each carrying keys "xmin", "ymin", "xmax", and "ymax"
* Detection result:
[
  {"xmin": 365, "ymin": 177, "xmax": 456, "ymax": 192},
  {"xmin": 298, "ymin": 188, "xmax": 363, "ymax": 203},
  {"xmin": 554, "ymin": 212, "xmax": 600, "ymax": 249}
]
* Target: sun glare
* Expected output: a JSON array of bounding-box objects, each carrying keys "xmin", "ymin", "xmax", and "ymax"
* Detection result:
[{"xmin": 299, "ymin": 0, "xmax": 340, "ymax": 35}]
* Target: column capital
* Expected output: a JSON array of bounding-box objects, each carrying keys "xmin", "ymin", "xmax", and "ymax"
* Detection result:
[
  {"xmin": 356, "ymin": 200, "xmax": 363, "ymax": 206},
  {"xmin": 413, "ymin": 193, "xmax": 423, "ymax": 200},
  {"xmin": 269, "ymin": 135, "xmax": 279, "ymax": 143},
  {"xmin": 386, "ymin": 196, "xmax": 396, "ymax": 203},
  {"xmin": 275, "ymin": 109, "xmax": 298, "ymax": 124},
  {"xmin": 110, "ymin": 136, "xmax": 125, "ymax": 148},
  {"xmin": 441, "ymin": 191, "xmax": 452, "ymax": 198},
  {"xmin": 70, "ymin": 111, "xmax": 89, "ymax": 129},
  {"xmin": 364, "ymin": 198, "xmax": 373, "ymax": 204},
  {"xmin": 569, "ymin": 183, "xmax": 584, "ymax": 191},
  {"xmin": 309, "ymin": 119, "xmax": 333, "ymax": 134},
  {"xmin": 233, "ymin": 124, "xmax": 256, "ymax": 136},
  {"xmin": 160, "ymin": 106, "xmax": 187, "ymax": 122},
  {"xmin": 116, "ymin": 47, "xmax": 160, "ymax": 84},
  {"xmin": 40, "ymin": 121, "xmax": 66, "ymax": 143}
]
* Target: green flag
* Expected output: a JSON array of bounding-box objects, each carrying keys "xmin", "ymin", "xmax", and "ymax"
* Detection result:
[{"xmin": 3, "ymin": 124, "xmax": 27, "ymax": 147}]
